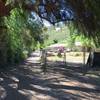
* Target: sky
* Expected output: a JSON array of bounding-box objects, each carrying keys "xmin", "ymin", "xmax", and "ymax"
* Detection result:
[{"xmin": 42, "ymin": 19, "xmax": 52, "ymax": 27}]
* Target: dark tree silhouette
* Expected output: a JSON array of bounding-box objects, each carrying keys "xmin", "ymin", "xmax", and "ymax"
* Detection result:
[{"xmin": 0, "ymin": 0, "xmax": 100, "ymax": 38}]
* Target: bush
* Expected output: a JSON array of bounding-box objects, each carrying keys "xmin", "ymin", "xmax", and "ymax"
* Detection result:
[{"xmin": 53, "ymin": 39, "xmax": 58, "ymax": 44}]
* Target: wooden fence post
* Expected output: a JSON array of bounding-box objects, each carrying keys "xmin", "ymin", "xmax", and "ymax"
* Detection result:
[
  {"xmin": 0, "ymin": 25, "xmax": 7, "ymax": 66},
  {"xmin": 41, "ymin": 49, "xmax": 47, "ymax": 73},
  {"xmin": 83, "ymin": 46, "xmax": 86, "ymax": 66},
  {"xmin": 63, "ymin": 50, "xmax": 66, "ymax": 65}
]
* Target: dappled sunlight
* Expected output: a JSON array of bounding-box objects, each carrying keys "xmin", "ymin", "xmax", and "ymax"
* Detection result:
[
  {"xmin": 0, "ymin": 51, "xmax": 100, "ymax": 100},
  {"xmin": 8, "ymin": 83, "xmax": 18, "ymax": 89},
  {"xmin": 47, "ymin": 52, "xmax": 89, "ymax": 64},
  {"xmin": 0, "ymin": 77, "xmax": 4, "ymax": 82},
  {"xmin": 0, "ymin": 0, "xmax": 100, "ymax": 99},
  {"xmin": 30, "ymin": 84, "xmax": 51, "ymax": 91},
  {"xmin": 34, "ymin": 94, "xmax": 53, "ymax": 100},
  {"xmin": 26, "ymin": 57, "xmax": 40, "ymax": 63},
  {"xmin": 0, "ymin": 86, "xmax": 7, "ymax": 100},
  {"xmin": 59, "ymin": 80, "xmax": 96, "ymax": 90}
]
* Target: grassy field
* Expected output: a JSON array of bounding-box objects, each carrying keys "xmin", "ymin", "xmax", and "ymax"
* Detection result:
[
  {"xmin": 45, "ymin": 26, "xmax": 70, "ymax": 46},
  {"xmin": 47, "ymin": 52, "xmax": 89, "ymax": 64}
]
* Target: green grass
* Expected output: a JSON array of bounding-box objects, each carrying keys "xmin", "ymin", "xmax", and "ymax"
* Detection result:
[{"xmin": 45, "ymin": 26, "xmax": 70, "ymax": 46}]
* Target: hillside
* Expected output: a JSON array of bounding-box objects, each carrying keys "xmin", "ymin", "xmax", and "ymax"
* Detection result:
[{"xmin": 45, "ymin": 26, "xmax": 70, "ymax": 46}]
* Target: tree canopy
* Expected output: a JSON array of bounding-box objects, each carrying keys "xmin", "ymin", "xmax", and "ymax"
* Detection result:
[
  {"xmin": 0, "ymin": 5, "xmax": 46, "ymax": 65},
  {"xmin": 0, "ymin": 0, "xmax": 100, "ymax": 41}
]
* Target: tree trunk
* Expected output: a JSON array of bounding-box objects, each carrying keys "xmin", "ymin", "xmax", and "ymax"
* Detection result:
[{"xmin": 0, "ymin": 18, "xmax": 7, "ymax": 66}]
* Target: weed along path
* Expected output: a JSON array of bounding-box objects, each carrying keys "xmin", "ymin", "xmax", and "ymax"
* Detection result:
[{"xmin": 0, "ymin": 51, "xmax": 100, "ymax": 100}]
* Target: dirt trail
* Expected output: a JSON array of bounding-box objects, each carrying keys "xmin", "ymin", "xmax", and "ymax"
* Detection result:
[{"xmin": 0, "ymin": 51, "xmax": 100, "ymax": 100}]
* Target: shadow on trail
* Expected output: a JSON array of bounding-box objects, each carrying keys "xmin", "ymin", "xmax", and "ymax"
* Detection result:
[
  {"xmin": 47, "ymin": 61, "xmax": 100, "ymax": 87},
  {"xmin": 0, "ymin": 58, "xmax": 100, "ymax": 100}
]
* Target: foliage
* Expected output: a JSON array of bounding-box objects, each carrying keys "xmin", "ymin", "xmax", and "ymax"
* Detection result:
[
  {"xmin": 0, "ymin": 0, "xmax": 100, "ymax": 66},
  {"xmin": 66, "ymin": 24, "xmax": 76, "ymax": 48},
  {"xmin": 45, "ymin": 26, "xmax": 69, "ymax": 46},
  {"xmin": 58, "ymin": 22, "xmax": 96, "ymax": 51},
  {"xmin": 3, "ymin": 8, "xmax": 44, "ymax": 64},
  {"xmin": 0, "ymin": 0, "xmax": 100, "ymax": 37},
  {"xmin": 53, "ymin": 39, "xmax": 58, "ymax": 44},
  {"xmin": 75, "ymin": 35, "xmax": 95, "ymax": 48}
]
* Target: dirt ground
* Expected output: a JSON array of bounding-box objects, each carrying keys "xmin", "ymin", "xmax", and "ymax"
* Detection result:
[
  {"xmin": 0, "ymin": 51, "xmax": 100, "ymax": 100},
  {"xmin": 47, "ymin": 52, "xmax": 89, "ymax": 63}
]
